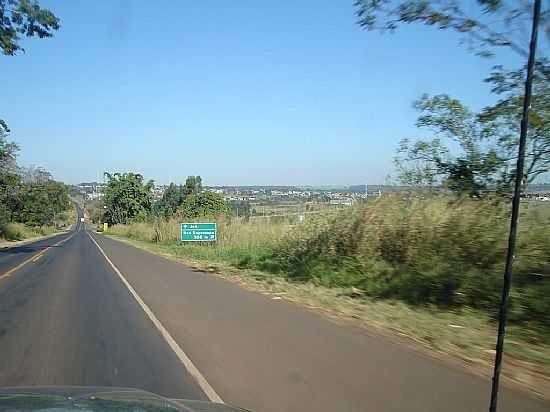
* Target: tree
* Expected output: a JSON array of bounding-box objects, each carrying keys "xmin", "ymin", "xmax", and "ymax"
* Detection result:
[
  {"xmin": 183, "ymin": 175, "xmax": 202, "ymax": 196},
  {"xmin": 0, "ymin": 142, "xmax": 70, "ymax": 226},
  {"xmin": 479, "ymin": 59, "xmax": 550, "ymax": 185},
  {"xmin": 152, "ymin": 176, "xmax": 205, "ymax": 218},
  {"xmin": 0, "ymin": 170, "xmax": 21, "ymax": 224},
  {"xmin": 153, "ymin": 182, "xmax": 186, "ymax": 217},
  {"xmin": 0, "ymin": 122, "xmax": 19, "ymax": 173},
  {"xmin": 179, "ymin": 192, "xmax": 229, "ymax": 219},
  {"xmin": 354, "ymin": 0, "xmax": 549, "ymax": 58},
  {"xmin": 103, "ymin": 172, "xmax": 154, "ymax": 225},
  {"xmin": 394, "ymin": 94, "xmax": 505, "ymax": 195},
  {"xmin": 0, "ymin": 130, "xmax": 21, "ymax": 224},
  {"xmin": 396, "ymin": 58, "xmax": 550, "ymax": 195},
  {"xmin": 0, "ymin": 0, "xmax": 60, "ymax": 55},
  {"xmin": 13, "ymin": 180, "xmax": 69, "ymax": 226}
]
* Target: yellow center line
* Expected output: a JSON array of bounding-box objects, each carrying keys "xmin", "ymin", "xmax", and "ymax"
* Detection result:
[
  {"xmin": 31, "ymin": 254, "xmax": 43, "ymax": 262},
  {"xmin": 0, "ymin": 231, "xmax": 76, "ymax": 281}
]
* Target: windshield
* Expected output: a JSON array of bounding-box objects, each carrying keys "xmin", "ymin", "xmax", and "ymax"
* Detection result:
[{"xmin": 1, "ymin": 2, "xmax": 549, "ymax": 412}]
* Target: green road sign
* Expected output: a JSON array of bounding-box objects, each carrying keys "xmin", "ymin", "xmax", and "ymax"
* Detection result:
[{"xmin": 181, "ymin": 223, "xmax": 217, "ymax": 242}]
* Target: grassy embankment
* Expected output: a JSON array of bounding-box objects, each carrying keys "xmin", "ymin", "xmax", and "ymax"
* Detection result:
[
  {"xmin": 0, "ymin": 205, "xmax": 76, "ymax": 244},
  {"xmin": 106, "ymin": 196, "xmax": 550, "ymax": 394}
]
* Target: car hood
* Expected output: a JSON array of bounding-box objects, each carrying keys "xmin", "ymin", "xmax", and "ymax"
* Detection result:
[{"xmin": 0, "ymin": 386, "xmax": 248, "ymax": 412}]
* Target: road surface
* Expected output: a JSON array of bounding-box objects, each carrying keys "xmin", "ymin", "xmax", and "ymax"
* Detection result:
[
  {"xmin": 0, "ymin": 210, "xmax": 206, "ymax": 400},
  {"xmin": 0, "ymin": 209, "xmax": 548, "ymax": 412}
]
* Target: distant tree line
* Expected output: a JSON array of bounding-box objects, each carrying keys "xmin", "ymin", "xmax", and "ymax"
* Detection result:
[
  {"xmin": 102, "ymin": 173, "xmax": 229, "ymax": 226},
  {"xmin": 0, "ymin": 130, "xmax": 70, "ymax": 228}
]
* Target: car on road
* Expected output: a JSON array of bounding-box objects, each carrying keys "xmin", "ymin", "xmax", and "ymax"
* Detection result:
[{"xmin": 0, "ymin": 387, "xmax": 248, "ymax": 412}]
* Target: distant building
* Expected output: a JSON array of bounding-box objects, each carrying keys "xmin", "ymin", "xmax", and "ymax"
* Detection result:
[
  {"xmin": 151, "ymin": 185, "xmax": 167, "ymax": 199},
  {"xmin": 330, "ymin": 198, "xmax": 354, "ymax": 206},
  {"xmin": 86, "ymin": 192, "xmax": 103, "ymax": 200},
  {"xmin": 78, "ymin": 182, "xmax": 106, "ymax": 200}
]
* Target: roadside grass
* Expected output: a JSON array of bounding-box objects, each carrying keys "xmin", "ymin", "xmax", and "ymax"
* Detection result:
[
  {"xmin": 109, "ymin": 216, "xmax": 291, "ymax": 247},
  {"xmin": 0, "ymin": 222, "xmax": 57, "ymax": 242},
  {"xmin": 0, "ymin": 204, "xmax": 77, "ymax": 244}
]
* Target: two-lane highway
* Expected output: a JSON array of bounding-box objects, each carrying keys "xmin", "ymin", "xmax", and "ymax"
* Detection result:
[
  {"xmin": 0, "ymin": 209, "xmax": 549, "ymax": 412},
  {"xmin": 0, "ymin": 210, "xmax": 207, "ymax": 400}
]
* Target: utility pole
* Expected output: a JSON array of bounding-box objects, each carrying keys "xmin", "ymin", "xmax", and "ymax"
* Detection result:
[{"xmin": 489, "ymin": 1, "xmax": 541, "ymax": 411}]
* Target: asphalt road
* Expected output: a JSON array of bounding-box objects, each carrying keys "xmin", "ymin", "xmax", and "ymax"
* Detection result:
[
  {"xmin": 0, "ymin": 209, "xmax": 548, "ymax": 412},
  {"xmin": 0, "ymin": 208, "xmax": 206, "ymax": 401}
]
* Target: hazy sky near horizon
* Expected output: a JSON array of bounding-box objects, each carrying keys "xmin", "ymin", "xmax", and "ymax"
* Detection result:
[{"xmin": 3, "ymin": 1, "xmax": 528, "ymax": 186}]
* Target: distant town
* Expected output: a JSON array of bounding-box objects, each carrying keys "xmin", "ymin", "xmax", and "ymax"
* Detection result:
[
  {"xmin": 72, "ymin": 183, "xmax": 394, "ymax": 206},
  {"xmin": 73, "ymin": 182, "xmax": 550, "ymax": 204}
]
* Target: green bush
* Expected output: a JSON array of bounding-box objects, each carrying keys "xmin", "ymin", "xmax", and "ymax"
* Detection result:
[
  {"xmin": 178, "ymin": 192, "xmax": 229, "ymax": 219},
  {"xmin": 0, "ymin": 223, "xmax": 30, "ymax": 240},
  {"xmin": 0, "ymin": 222, "xmax": 57, "ymax": 241}
]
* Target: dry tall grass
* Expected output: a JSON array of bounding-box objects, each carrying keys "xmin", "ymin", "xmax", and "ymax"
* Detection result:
[
  {"xmin": 109, "ymin": 216, "xmax": 291, "ymax": 247},
  {"xmin": 0, "ymin": 222, "xmax": 57, "ymax": 241},
  {"xmin": 108, "ymin": 196, "xmax": 550, "ymax": 333}
]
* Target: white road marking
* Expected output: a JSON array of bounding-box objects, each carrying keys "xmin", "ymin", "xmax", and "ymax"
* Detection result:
[{"xmin": 87, "ymin": 231, "xmax": 223, "ymax": 404}]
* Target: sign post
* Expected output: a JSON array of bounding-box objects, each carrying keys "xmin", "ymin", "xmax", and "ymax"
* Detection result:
[{"xmin": 181, "ymin": 223, "xmax": 217, "ymax": 242}]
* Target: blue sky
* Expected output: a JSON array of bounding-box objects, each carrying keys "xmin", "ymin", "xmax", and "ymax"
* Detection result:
[{"xmin": 2, "ymin": 0, "xmax": 526, "ymax": 186}]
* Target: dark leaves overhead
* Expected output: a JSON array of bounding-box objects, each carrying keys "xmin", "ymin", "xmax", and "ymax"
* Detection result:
[
  {"xmin": 354, "ymin": 0, "xmax": 547, "ymax": 57},
  {"xmin": 0, "ymin": 0, "xmax": 60, "ymax": 55}
]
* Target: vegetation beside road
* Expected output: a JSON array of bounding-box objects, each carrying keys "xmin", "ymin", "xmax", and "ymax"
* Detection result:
[
  {"xmin": 106, "ymin": 196, "xmax": 550, "ymax": 390},
  {"xmin": 89, "ymin": 173, "xmax": 228, "ymax": 228},
  {"xmin": 0, "ymin": 212, "xmax": 75, "ymax": 244},
  {"xmin": 0, "ymin": 131, "xmax": 72, "ymax": 243}
]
